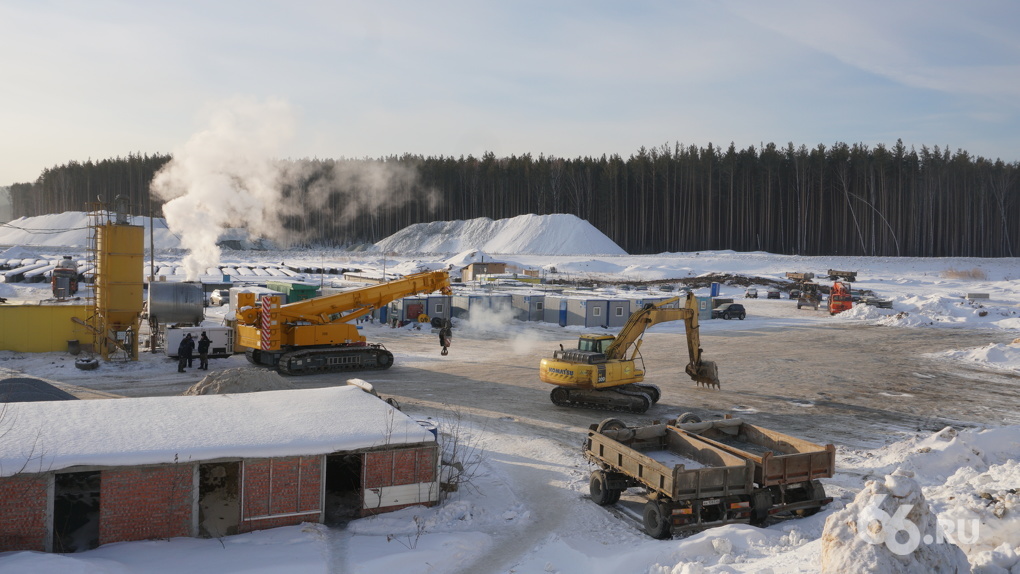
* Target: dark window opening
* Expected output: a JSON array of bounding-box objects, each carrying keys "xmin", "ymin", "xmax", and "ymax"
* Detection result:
[
  {"xmin": 198, "ymin": 462, "xmax": 240, "ymax": 538},
  {"xmin": 53, "ymin": 470, "xmax": 101, "ymax": 553},
  {"xmin": 324, "ymin": 453, "xmax": 362, "ymax": 526}
]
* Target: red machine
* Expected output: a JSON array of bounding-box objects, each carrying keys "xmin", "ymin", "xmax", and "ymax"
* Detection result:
[{"xmin": 826, "ymin": 270, "xmax": 857, "ymax": 315}]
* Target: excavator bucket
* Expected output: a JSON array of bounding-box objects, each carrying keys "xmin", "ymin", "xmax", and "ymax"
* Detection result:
[{"xmin": 687, "ymin": 360, "xmax": 720, "ymax": 388}]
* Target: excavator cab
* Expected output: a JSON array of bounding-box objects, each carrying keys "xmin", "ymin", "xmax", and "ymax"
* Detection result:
[{"xmin": 578, "ymin": 335, "xmax": 614, "ymax": 354}]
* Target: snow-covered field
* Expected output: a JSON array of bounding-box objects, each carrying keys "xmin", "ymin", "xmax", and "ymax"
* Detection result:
[{"xmin": 0, "ymin": 212, "xmax": 1018, "ymax": 573}]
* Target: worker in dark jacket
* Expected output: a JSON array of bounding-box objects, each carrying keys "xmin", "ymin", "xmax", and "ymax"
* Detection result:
[
  {"xmin": 197, "ymin": 332, "xmax": 211, "ymax": 370},
  {"xmin": 177, "ymin": 333, "xmax": 195, "ymax": 373}
]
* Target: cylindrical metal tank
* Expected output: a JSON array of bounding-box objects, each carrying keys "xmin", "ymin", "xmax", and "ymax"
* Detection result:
[{"xmin": 147, "ymin": 281, "xmax": 204, "ymax": 325}]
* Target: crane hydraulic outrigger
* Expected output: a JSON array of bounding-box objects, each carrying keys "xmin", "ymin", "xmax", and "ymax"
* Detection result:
[
  {"xmin": 236, "ymin": 270, "xmax": 451, "ymax": 375},
  {"xmin": 539, "ymin": 292, "xmax": 720, "ymax": 413}
]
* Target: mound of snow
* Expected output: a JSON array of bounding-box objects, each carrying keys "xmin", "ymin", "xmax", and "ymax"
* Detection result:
[
  {"xmin": 928, "ymin": 342, "xmax": 1020, "ymax": 373},
  {"xmin": 821, "ymin": 468, "xmax": 969, "ymax": 573},
  {"xmin": 182, "ymin": 367, "xmax": 296, "ymax": 395},
  {"xmin": 374, "ymin": 214, "xmax": 627, "ymax": 256}
]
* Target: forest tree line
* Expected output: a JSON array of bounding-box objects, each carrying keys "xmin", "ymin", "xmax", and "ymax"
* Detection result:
[{"xmin": 4, "ymin": 141, "xmax": 1018, "ymax": 257}]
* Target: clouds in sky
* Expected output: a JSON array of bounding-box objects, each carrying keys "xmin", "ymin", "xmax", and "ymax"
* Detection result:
[{"xmin": 1, "ymin": 0, "xmax": 1018, "ymax": 185}]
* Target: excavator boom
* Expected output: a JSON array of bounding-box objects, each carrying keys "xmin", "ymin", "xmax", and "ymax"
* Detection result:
[{"xmin": 540, "ymin": 291, "xmax": 720, "ymax": 413}]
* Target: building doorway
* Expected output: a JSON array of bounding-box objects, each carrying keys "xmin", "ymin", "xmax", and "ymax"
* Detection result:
[
  {"xmin": 198, "ymin": 462, "xmax": 241, "ymax": 538},
  {"xmin": 52, "ymin": 470, "xmax": 101, "ymax": 552},
  {"xmin": 324, "ymin": 453, "xmax": 362, "ymax": 525}
]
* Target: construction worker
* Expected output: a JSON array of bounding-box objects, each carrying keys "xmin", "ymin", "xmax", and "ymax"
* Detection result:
[
  {"xmin": 197, "ymin": 332, "xmax": 211, "ymax": 370},
  {"xmin": 177, "ymin": 333, "xmax": 195, "ymax": 373}
]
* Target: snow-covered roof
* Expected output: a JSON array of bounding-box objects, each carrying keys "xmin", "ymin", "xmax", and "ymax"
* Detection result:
[{"xmin": 0, "ymin": 386, "xmax": 434, "ymax": 477}]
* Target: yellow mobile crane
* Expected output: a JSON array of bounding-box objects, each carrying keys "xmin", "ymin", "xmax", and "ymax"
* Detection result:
[
  {"xmin": 236, "ymin": 270, "xmax": 451, "ymax": 375},
  {"xmin": 539, "ymin": 292, "xmax": 720, "ymax": 413}
]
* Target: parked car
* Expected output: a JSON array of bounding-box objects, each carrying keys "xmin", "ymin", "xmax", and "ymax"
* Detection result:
[
  {"xmin": 766, "ymin": 288, "xmax": 781, "ymax": 299},
  {"xmin": 209, "ymin": 289, "xmax": 230, "ymax": 306},
  {"xmin": 659, "ymin": 284, "xmax": 675, "ymax": 292},
  {"xmin": 744, "ymin": 288, "xmax": 758, "ymax": 299},
  {"xmin": 712, "ymin": 303, "xmax": 746, "ymax": 320},
  {"xmin": 789, "ymin": 289, "xmax": 802, "ymax": 299}
]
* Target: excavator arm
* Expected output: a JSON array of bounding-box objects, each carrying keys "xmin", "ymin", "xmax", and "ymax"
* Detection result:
[{"xmin": 605, "ymin": 293, "xmax": 720, "ymax": 388}]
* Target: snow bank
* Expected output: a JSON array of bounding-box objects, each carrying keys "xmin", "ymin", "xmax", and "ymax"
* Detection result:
[
  {"xmin": 821, "ymin": 468, "xmax": 969, "ymax": 573},
  {"xmin": 374, "ymin": 214, "xmax": 627, "ymax": 256},
  {"xmin": 927, "ymin": 342, "xmax": 1020, "ymax": 374}
]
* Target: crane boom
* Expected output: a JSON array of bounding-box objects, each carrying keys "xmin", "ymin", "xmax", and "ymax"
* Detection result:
[{"xmin": 236, "ymin": 270, "xmax": 451, "ymax": 375}]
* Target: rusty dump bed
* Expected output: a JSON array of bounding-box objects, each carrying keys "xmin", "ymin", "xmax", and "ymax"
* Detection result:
[
  {"xmin": 586, "ymin": 424, "xmax": 754, "ymax": 501},
  {"xmin": 672, "ymin": 418, "xmax": 836, "ymax": 487}
]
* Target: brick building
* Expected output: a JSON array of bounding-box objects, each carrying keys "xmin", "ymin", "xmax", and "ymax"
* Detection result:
[{"xmin": 0, "ymin": 386, "xmax": 438, "ymax": 553}]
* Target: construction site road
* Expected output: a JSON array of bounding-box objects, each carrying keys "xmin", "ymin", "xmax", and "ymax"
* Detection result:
[{"xmin": 43, "ymin": 321, "xmax": 1020, "ymax": 450}]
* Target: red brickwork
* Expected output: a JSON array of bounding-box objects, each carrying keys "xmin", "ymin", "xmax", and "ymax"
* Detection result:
[
  {"xmin": 239, "ymin": 456, "xmax": 321, "ymax": 533},
  {"xmin": 0, "ymin": 474, "xmax": 49, "ymax": 551},
  {"xmin": 100, "ymin": 465, "xmax": 194, "ymax": 545},
  {"xmin": 363, "ymin": 444, "xmax": 437, "ymax": 489}
]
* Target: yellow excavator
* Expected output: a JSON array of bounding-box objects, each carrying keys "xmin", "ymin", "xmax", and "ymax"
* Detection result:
[
  {"xmin": 539, "ymin": 292, "xmax": 720, "ymax": 413},
  {"xmin": 236, "ymin": 270, "xmax": 451, "ymax": 375}
]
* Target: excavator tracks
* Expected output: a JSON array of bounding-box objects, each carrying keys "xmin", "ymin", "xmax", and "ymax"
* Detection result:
[
  {"xmin": 274, "ymin": 345, "xmax": 395, "ymax": 376},
  {"xmin": 549, "ymin": 384, "xmax": 660, "ymax": 414}
]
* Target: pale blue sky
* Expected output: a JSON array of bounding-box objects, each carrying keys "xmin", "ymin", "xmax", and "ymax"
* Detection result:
[{"xmin": 2, "ymin": 0, "xmax": 1019, "ymax": 185}]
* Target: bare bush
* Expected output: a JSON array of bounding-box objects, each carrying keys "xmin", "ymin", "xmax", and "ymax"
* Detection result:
[{"xmin": 943, "ymin": 267, "xmax": 987, "ymax": 280}]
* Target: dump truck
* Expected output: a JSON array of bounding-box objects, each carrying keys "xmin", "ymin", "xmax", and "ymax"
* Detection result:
[
  {"xmin": 539, "ymin": 292, "xmax": 719, "ymax": 413},
  {"xmin": 236, "ymin": 270, "xmax": 451, "ymax": 375},
  {"xmin": 583, "ymin": 416, "xmax": 833, "ymax": 538},
  {"xmin": 826, "ymin": 270, "xmax": 857, "ymax": 315}
]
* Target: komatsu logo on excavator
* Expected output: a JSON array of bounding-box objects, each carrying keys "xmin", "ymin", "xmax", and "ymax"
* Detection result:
[{"xmin": 548, "ymin": 367, "xmax": 574, "ymax": 376}]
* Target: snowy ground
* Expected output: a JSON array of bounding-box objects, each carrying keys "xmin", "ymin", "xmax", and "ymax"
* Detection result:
[{"xmin": 0, "ymin": 213, "xmax": 1018, "ymax": 573}]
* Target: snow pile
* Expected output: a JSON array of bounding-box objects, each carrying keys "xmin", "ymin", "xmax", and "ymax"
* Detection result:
[
  {"xmin": 926, "ymin": 342, "xmax": 1020, "ymax": 373},
  {"xmin": 820, "ymin": 468, "xmax": 969, "ymax": 573},
  {"xmin": 374, "ymin": 214, "xmax": 627, "ymax": 256},
  {"xmin": 182, "ymin": 367, "xmax": 297, "ymax": 395},
  {"xmin": 0, "ymin": 212, "xmax": 254, "ymax": 250}
]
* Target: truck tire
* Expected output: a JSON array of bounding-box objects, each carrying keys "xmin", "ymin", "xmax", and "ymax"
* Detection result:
[
  {"xmin": 643, "ymin": 500, "xmax": 672, "ymax": 539},
  {"xmin": 750, "ymin": 490, "xmax": 773, "ymax": 525},
  {"xmin": 589, "ymin": 471, "xmax": 616, "ymax": 506},
  {"xmin": 676, "ymin": 412, "xmax": 702, "ymax": 424},
  {"xmin": 596, "ymin": 418, "xmax": 627, "ymax": 434},
  {"xmin": 796, "ymin": 480, "xmax": 827, "ymax": 517}
]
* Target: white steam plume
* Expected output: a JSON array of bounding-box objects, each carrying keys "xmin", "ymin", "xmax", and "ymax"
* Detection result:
[
  {"xmin": 151, "ymin": 98, "xmax": 438, "ymax": 280},
  {"xmin": 151, "ymin": 98, "xmax": 295, "ymax": 280}
]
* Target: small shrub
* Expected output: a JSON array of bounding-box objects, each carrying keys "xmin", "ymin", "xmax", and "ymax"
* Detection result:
[{"xmin": 942, "ymin": 268, "xmax": 987, "ymax": 280}]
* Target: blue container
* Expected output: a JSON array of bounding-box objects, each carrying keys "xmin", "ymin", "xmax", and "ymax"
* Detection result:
[{"xmin": 710, "ymin": 282, "xmax": 720, "ymax": 297}]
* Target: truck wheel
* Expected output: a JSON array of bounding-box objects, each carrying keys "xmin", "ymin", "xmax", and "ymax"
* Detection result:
[
  {"xmin": 796, "ymin": 480, "xmax": 827, "ymax": 517},
  {"xmin": 750, "ymin": 490, "xmax": 773, "ymax": 525},
  {"xmin": 589, "ymin": 471, "xmax": 615, "ymax": 506},
  {"xmin": 676, "ymin": 412, "xmax": 702, "ymax": 424},
  {"xmin": 642, "ymin": 500, "xmax": 672, "ymax": 539},
  {"xmin": 596, "ymin": 418, "xmax": 627, "ymax": 434}
]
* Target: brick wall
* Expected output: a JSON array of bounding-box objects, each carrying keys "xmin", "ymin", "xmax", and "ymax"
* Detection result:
[
  {"xmin": 240, "ymin": 456, "xmax": 321, "ymax": 533},
  {"xmin": 100, "ymin": 465, "xmax": 194, "ymax": 545},
  {"xmin": 0, "ymin": 474, "xmax": 49, "ymax": 551},
  {"xmin": 363, "ymin": 444, "xmax": 437, "ymax": 489}
]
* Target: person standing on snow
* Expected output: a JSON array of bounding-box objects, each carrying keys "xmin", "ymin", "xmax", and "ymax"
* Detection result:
[
  {"xmin": 197, "ymin": 332, "xmax": 211, "ymax": 370},
  {"xmin": 177, "ymin": 333, "xmax": 195, "ymax": 373}
]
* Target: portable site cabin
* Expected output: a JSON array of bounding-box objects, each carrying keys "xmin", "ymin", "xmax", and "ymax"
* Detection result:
[
  {"xmin": 0, "ymin": 386, "xmax": 440, "ymax": 553},
  {"xmin": 511, "ymin": 294, "xmax": 545, "ymax": 321},
  {"xmin": 265, "ymin": 280, "xmax": 320, "ymax": 303},
  {"xmin": 164, "ymin": 326, "xmax": 234, "ymax": 358},
  {"xmin": 542, "ymin": 295, "xmax": 567, "ymax": 326},
  {"xmin": 566, "ymin": 298, "xmax": 611, "ymax": 328},
  {"xmin": 392, "ymin": 295, "xmax": 452, "ymax": 323},
  {"xmin": 630, "ymin": 297, "xmax": 670, "ymax": 314},
  {"xmin": 605, "ymin": 299, "xmax": 631, "ymax": 327},
  {"xmin": 451, "ymin": 294, "xmax": 512, "ymax": 320}
]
